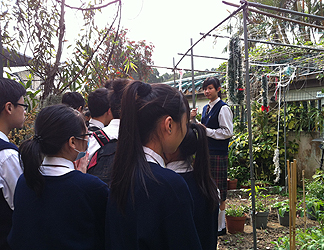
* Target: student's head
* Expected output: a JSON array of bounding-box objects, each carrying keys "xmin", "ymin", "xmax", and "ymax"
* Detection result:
[
  {"xmin": 123, "ymin": 81, "xmax": 189, "ymax": 154},
  {"xmin": 202, "ymin": 77, "xmax": 221, "ymax": 101},
  {"xmin": 62, "ymin": 91, "xmax": 85, "ymax": 112},
  {"xmin": 112, "ymin": 81, "xmax": 189, "ymax": 210},
  {"xmin": 87, "ymin": 88, "xmax": 110, "ymax": 119},
  {"xmin": 0, "ymin": 78, "xmax": 27, "ymax": 132},
  {"xmin": 19, "ymin": 104, "xmax": 88, "ymax": 196},
  {"xmin": 167, "ymin": 122, "xmax": 219, "ymax": 210},
  {"xmin": 83, "ymin": 107, "xmax": 91, "ymax": 122},
  {"xmin": 105, "ymin": 78, "xmax": 131, "ymax": 119}
]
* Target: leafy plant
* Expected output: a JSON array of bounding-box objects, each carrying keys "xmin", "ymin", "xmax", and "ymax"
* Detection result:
[
  {"xmin": 246, "ymin": 186, "xmax": 270, "ymax": 212},
  {"xmin": 226, "ymin": 204, "xmax": 248, "ymax": 217}
]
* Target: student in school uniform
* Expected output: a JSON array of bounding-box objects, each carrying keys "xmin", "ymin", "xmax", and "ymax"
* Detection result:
[
  {"xmin": 8, "ymin": 104, "xmax": 108, "ymax": 250},
  {"xmin": 0, "ymin": 78, "xmax": 26, "ymax": 250},
  {"xmin": 166, "ymin": 123, "xmax": 220, "ymax": 250},
  {"xmin": 106, "ymin": 81, "xmax": 202, "ymax": 250},
  {"xmin": 191, "ymin": 76, "xmax": 233, "ymax": 236}
]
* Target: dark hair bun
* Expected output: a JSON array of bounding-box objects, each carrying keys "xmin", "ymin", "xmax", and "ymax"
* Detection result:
[{"xmin": 137, "ymin": 82, "xmax": 152, "ymax": 98}]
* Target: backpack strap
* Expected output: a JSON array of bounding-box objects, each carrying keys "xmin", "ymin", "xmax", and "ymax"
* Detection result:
[
  {"xmin": 92, "ymin": 129, "xmax": 110, "ymax": 146},
  {"xmin": 0, "ymin": 138, "xmax": 18, "ymax": 152},
  {"xmin": 88, "ymin": 139, "xmax": 117, "ymax": 171}
]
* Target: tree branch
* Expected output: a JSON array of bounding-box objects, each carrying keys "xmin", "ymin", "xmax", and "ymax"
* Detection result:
[
  {"xmin": 57, "ymin": 0, "xmax": 120, "ymax": 11},
  {"xmin": 59, "ymin": 1, "xmax": 121, "ymax": 94}
]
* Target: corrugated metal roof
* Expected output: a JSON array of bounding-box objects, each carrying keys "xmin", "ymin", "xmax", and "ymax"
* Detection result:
[{"xmin": 164, "ymin": 72, "xmax": 226, "ymax": 94}]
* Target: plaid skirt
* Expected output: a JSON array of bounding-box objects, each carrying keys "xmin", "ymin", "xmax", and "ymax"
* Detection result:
[{"xmin": 209, "ymin": 154, "xmax": 228, "ymax": 201}]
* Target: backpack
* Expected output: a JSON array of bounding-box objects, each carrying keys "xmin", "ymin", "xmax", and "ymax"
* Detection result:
[{"xmin": 87, "ymin": 130, "xmax": 117, "ymax": 185}]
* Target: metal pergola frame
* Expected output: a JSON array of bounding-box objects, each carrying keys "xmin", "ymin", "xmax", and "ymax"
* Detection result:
[{"xmin": 172, "ymin": 1, "xmax": 324, "ymax": 249}]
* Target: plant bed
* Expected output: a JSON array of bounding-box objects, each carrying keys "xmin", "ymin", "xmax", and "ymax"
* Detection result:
[{"xmin": 218, "ymin": 193, "xmax": 320, "ymax": 250}]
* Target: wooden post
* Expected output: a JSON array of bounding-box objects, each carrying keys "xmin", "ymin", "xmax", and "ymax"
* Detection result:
[{"xmin": 288, "ymin": 159, "xmax": 297, "ymax": 250}]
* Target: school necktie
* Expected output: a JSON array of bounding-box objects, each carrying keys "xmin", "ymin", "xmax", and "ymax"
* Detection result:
[{"xmin": 206, "ymin": 105, "xmax": 210, "ymax": 116}]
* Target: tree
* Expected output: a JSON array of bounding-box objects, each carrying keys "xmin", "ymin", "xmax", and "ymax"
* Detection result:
[{"xmin": 2, "ymin": 0, "xmax": 136, "ymax": 99}]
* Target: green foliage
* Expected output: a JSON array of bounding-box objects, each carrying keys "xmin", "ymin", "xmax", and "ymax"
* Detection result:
[
  {"xmin": 272, "ymin": 227, "xmax": 324, "ymax": 250},
  {"xmin": 227, "ymin": 35, "xmax": 244, "ymax": 105},
  {"xmin": 229, "ymin": 101, "xmax": 299, "ymax": 185},
  {"xmin": 225, "ymin": 204, "xmax": 248, "ymax": 217},
  {"xmin": 246, "ymin": 186, "xmax": 270, "ymax": 212},
  {"xmin": 273, "ymin": 170, "xmax": 324, "ymax": 249},
  {"xmin": 272, "ymin": 199, "xmax": 303, "ymax": 217}
]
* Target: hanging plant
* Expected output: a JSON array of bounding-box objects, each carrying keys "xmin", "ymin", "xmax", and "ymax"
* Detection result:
[
  {"xmin": 261, "ymin": 75, "xmax": 269, "ymax": 112},
  {"xmin": 227, "ymin": 35, "xmax": 244, "ymax": 105}
]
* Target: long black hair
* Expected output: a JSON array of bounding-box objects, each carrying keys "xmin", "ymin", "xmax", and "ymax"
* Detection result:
[
  {"xmin": 19, "ymin": 104, "xmax": 86, "ymax": 196},
  {"xmin": 111, "ymin": 81, "xmax": 189, "ymax": 211},
  {"xmin": 178, "ymin": 123, "xmax": 219, "ymax": 211}
]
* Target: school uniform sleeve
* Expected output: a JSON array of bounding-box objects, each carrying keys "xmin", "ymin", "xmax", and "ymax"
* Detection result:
[
  {"xmin": 0, "ymin": 150, "xmax": 22, "ymax": 210},
  {"xmin": 205, "ymin": 105, "xmax": 233, "ymax": 140}
]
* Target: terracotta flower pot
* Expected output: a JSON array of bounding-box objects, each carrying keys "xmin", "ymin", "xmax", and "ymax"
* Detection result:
[
  {"xmin": 225, "ymin": 215, "xmax": 246, "ymax": 234},
  {"xmin": 227, "ymin": 179, "xmax": 238, "ymax": 190}
]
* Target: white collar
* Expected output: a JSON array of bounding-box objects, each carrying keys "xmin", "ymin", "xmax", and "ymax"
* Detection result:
[
  {"xmin": 166, "ymin": 160, "xmax": 193, "ymax": 173},
  {"xmin": 40, "ymin": 156, "xmax": 75, "ymax": 176},
  {"xmin": 143, "ymin": 146, "xmax": 165, "ymax": 168},
  {"xmin": 209, "ymin": 97, "xmax": 220, "ymax": 109},
  {"xmin": 0, "ymin": 131, "xmax": 9, "ymax": 142},
  {"xmin": 89, "ymin": 118, "xmax": 104, "ymax": 129},
  {"xmin": 102, "ymin": 119, "xmax": 120, "ymax": 140}
]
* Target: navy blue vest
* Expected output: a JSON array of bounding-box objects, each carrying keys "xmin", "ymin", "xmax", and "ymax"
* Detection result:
[
  {"xmin": 201, "ymin": 100, "xmax": 230, "ymax": 155},
  {"xmin": 0, "ymin": 138, "xmax": 18, "ymax": 250}
]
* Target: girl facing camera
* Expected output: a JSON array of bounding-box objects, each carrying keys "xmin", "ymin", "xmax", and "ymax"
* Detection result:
[{"xmin": 8, "ymin": 104, "xmax": 108, "ymax": 250}]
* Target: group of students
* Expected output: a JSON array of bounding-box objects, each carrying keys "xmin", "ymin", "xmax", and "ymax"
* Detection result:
[{"xmin": 0, "ymin": 76, "xmax": 233, "ymax": 250}]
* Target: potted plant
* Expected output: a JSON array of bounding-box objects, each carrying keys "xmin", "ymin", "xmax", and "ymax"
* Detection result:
[
  {"xmin": 247, "ymin": 186, "xmax": 270, "ymax": 229},
  {"xmin": 272, "ymin": 199, "xmax": 290, "ymax": 226},
  {"xmin": 225, "ymin": 204, "xmax": 248, "ymax": 234}
]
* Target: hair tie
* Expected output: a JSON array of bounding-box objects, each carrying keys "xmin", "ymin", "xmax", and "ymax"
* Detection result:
[
  {"xmin": 137, "ymin": 82, "xmax": 152, "ymax": 98},
  {"xmin": 33, "ymin": 134, "xmax": 43, "ymax": 143}
]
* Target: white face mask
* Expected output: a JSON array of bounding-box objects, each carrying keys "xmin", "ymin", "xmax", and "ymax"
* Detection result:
[{"xmin": 74, "ymin": 137, "xmax": 89, "ymax": 160}]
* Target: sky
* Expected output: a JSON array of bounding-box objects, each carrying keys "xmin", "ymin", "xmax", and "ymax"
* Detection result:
[{"xmin": 66, "ymin": 0, "xmax": 237, "ymax": 75}]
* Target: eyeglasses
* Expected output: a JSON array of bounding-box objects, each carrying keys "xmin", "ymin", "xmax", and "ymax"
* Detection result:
[
  {"xmin": 75, "ymin": 132, "xmax": 92, "ymax": 141},
  {"xmin": 15, "ymin": 103, "xmax": 29, "ymax": 111}
]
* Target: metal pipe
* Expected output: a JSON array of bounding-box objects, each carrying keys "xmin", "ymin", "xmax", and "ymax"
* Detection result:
[
  {"xmin": 173, "ymin": 57, "xmax": 176, "ymax": 85},
  {"xmin": 173, "ymin": 4, "xmax": 245, "ymax": 71},
  {"xmin": 201, "ymin": 33, "xmax": 324, "ymax": 52},
  {"xmin": 243, "ymin": 3, "xmax": 257, "ymax": 250},
  {"xmin": 246, "ymin": 0, "xmax": 324, "ymax": 21},
  {"xmin": 0, "ymin": 28, "xmax": 3, "ymax": 78},
  {"xmin": 151, "ymin": 65, "xmax": 222, "ymax": 73},
  {"xmin": 178, "ymin": 53, "xmax": 228, "ymax": 61},
  {"xmin": 223, "ymin": 0, "xmax": 324, "ymax": 31},
  {"xmin": 191, "ymin": 38, "xmax": 196, "ymax": 109}
]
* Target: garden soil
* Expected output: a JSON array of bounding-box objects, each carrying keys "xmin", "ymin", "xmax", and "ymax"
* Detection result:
[{"xmin": 217, "ymin": 189, "xmax": 319, "ymax": 250}]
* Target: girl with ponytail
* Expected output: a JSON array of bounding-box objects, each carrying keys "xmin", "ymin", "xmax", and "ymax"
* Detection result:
[
  {"xmin": 106, "ymin": 81, "xmax": 202, "ymax": 249},
  {"xmin": 165, "ymin": 123, "xmax": 220, "ymax": 250},
  {"xmin": 8, "ymin": 104, "xmax": 108, "ymax": 250}
]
